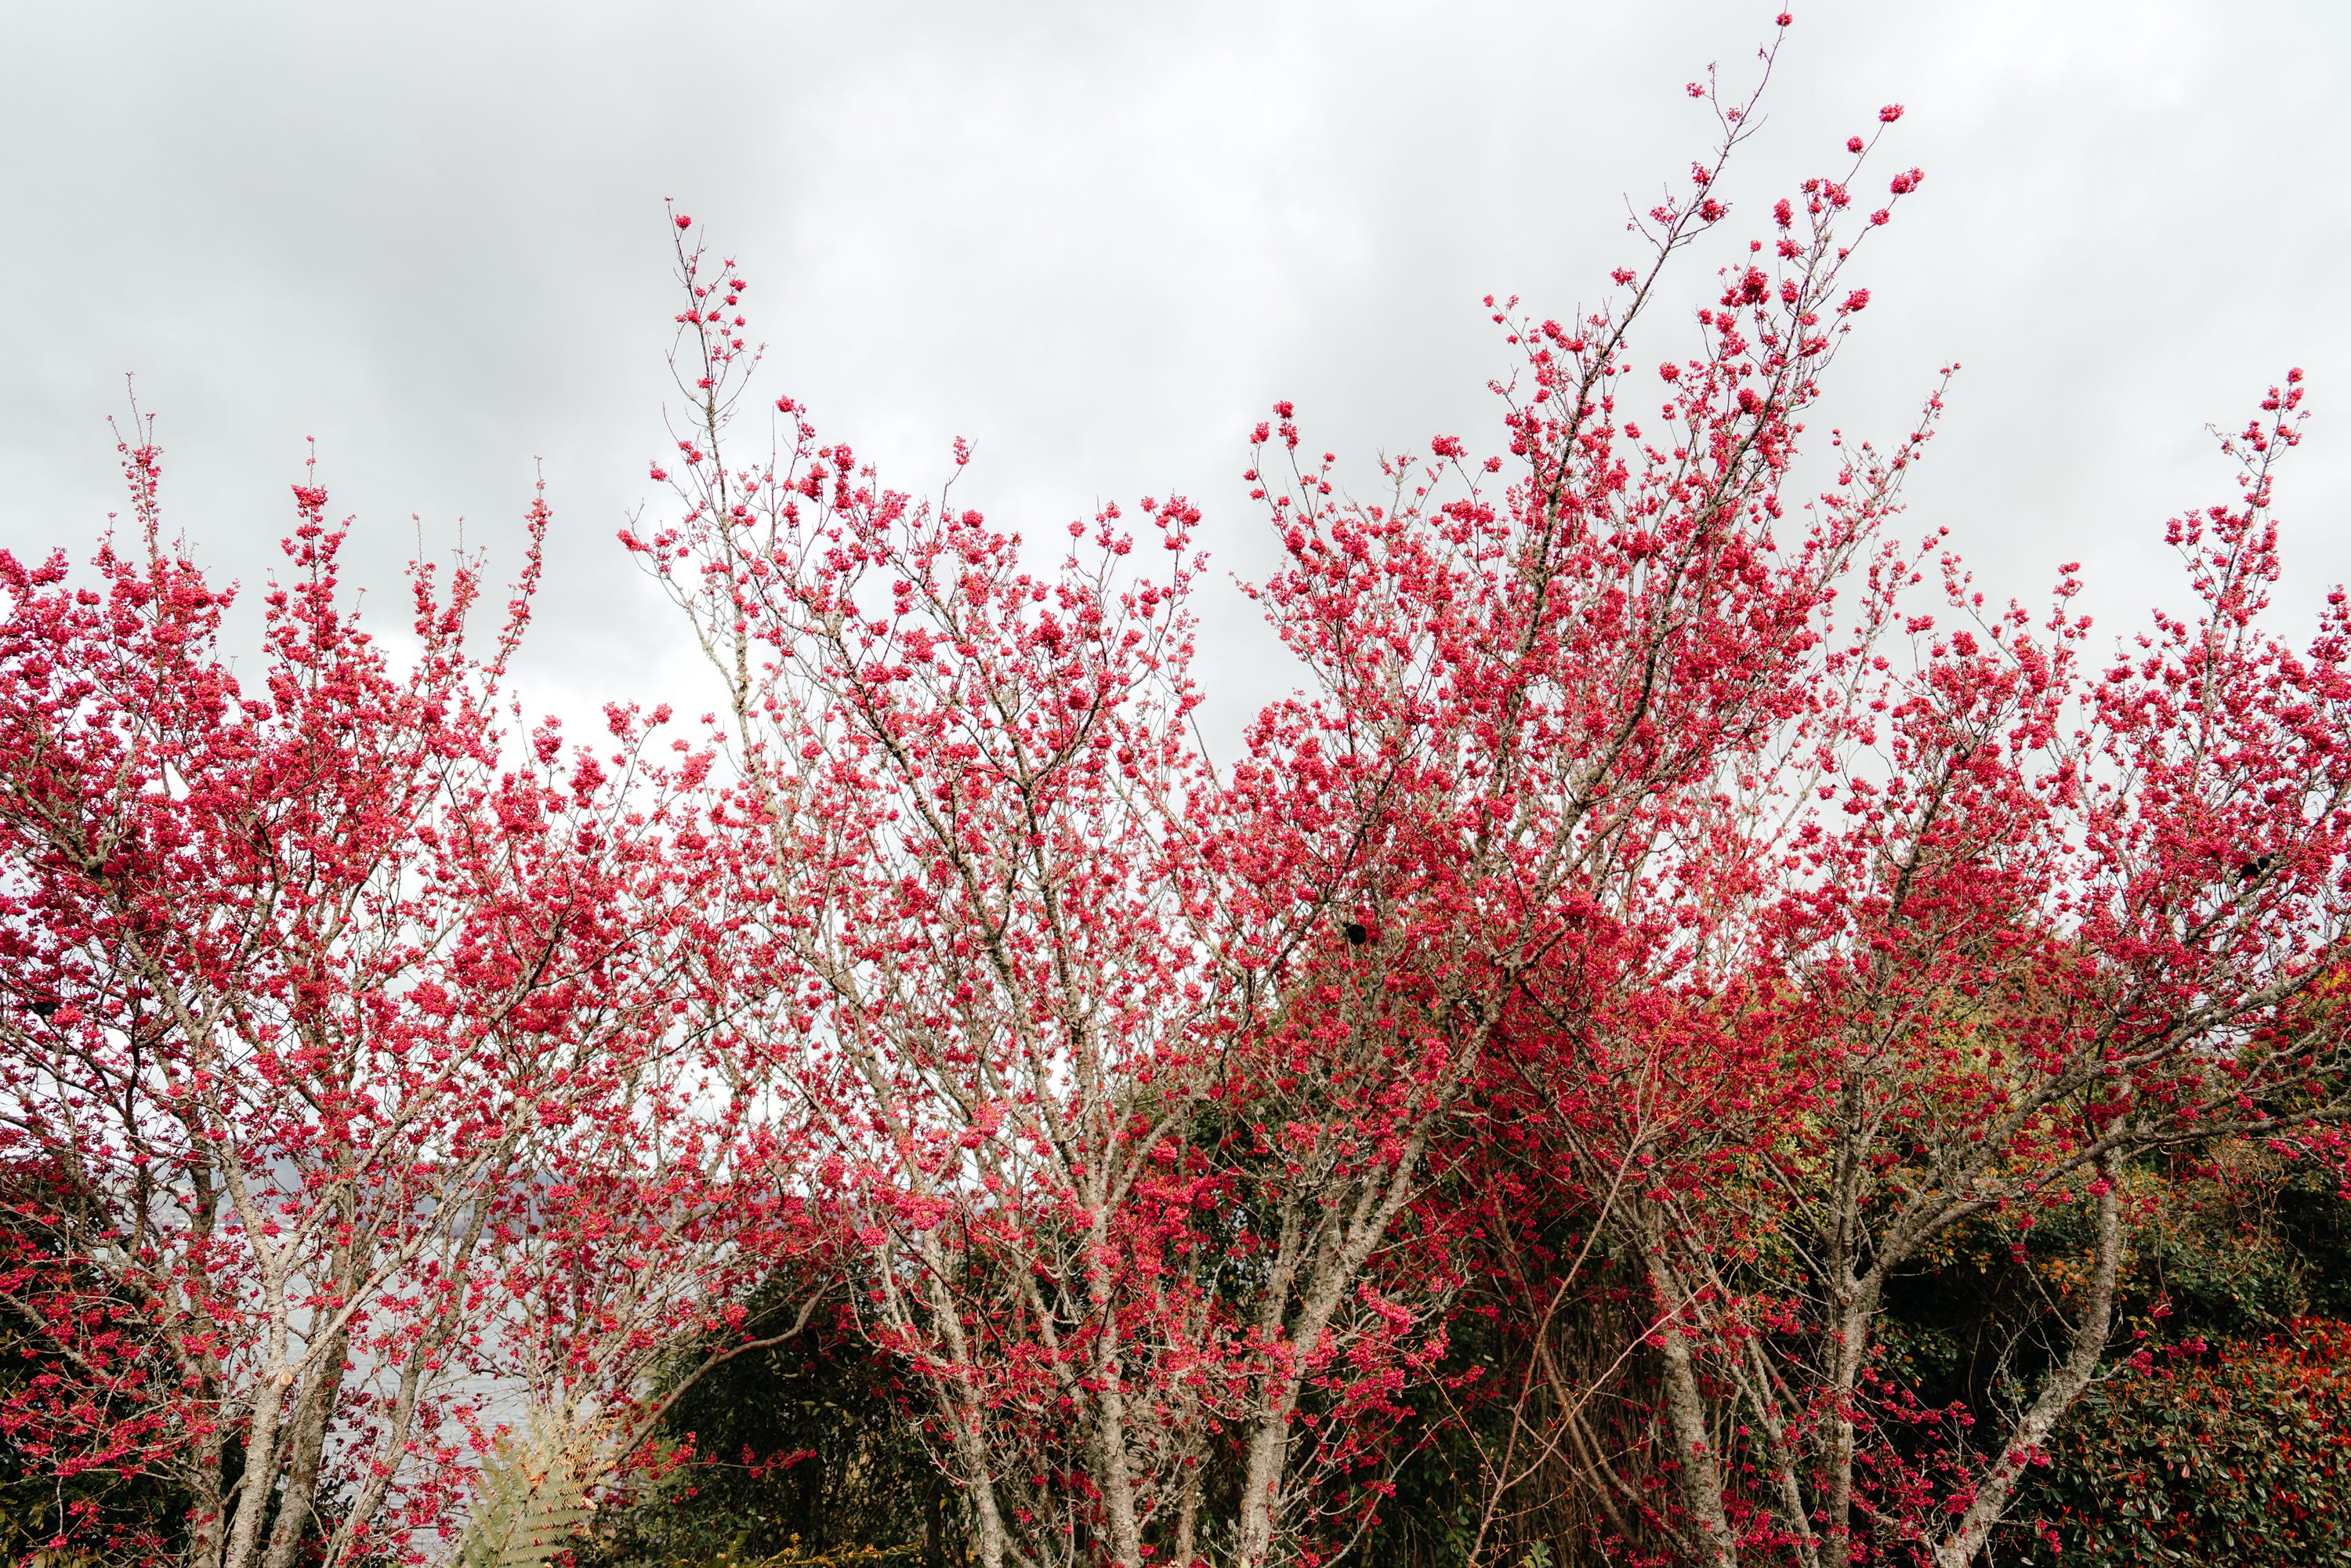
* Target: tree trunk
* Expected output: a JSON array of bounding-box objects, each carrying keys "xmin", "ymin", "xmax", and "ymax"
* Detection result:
[
  {"xmin": 1089, "ymin": 1357, "xmax": 1146, "ymax": 1568},
  {"xmin": 1650, "ymin": 1290, "xmax": 1737, "ymax": 1568},
  {"xmin": 259, "ymin": 1332, "xmax": 346, "ymax": 1568},
  {"xmin": 1169, "ymin": 1443, "xmax": 1203, "ymax": 1568},
  {"xmin": 218, "ymin": 1371, "xmax": 287, "ymax": 1568},
  {"xmin": 1931, "ymin": 1163, "xmax": 2123, "ymax": 1568}
]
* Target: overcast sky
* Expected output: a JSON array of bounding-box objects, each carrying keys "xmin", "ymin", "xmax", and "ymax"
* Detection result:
[{"xmin": 4, "ymin": 1, "xmax": 2346, "ymax": 751}]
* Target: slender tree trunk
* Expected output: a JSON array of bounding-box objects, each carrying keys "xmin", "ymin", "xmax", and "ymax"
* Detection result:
[
  {"xmin": 263, "ymin": 1191, "xmax": 362, "ymax": 1568},
  {"xmin": 1649, "ymin": 1292, "xmax": 1737, "ymax": 1568},
  {"xmin": 1233, "ymin": 1130, "xmax": 1433, "ymax": 1566},
  {"xmin": 1089, "ymin": 1353, "xmax": 1146, "ymax": 1568},
  {"xmin": 951, "ymin": 1415, "xmax": 1014, "ymax": 1568},
  {"xmin": 1818, "ymin": 1268, "xmax": 1882, "ymax": 1563},
  {"xmin": 1169, "ymin": 1439, "xmax": 1203, "ymax": 1568},
  {"xmin": 187, "ymin": 1394, "xmax": 228, "ymax": 1568},
  {"xmin": 183, "ymin": 1165, "xmax": 230, "ymax": 1568},
  {"xmin": 914, "ymin": 1226, "xmax": 1018, "ymax": 1568},
  {"xmin": 1232, "ymin": 1410, "xmax": 1293, "ymax": 1568},
  {"xmin": 320, "ymin": 1176, "xmax": 504, "ymax": 1568},
  {"xmin": 1931, "ymin": 1163, "xmax": 2123, "ymax": 1568},
  {"xmin": 218, "ymin": 1371, "xmax": 288, "ymax": 1568},
  {"xmin": 1627, "ymin": 1216, "xmax": 1736, "ymax": 1568},
  {"xmin": 259, "ymin": 1324, "xmax": 348, "ymax": 1568}
]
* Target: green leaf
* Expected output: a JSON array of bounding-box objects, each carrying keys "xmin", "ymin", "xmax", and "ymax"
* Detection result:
[{"xmin": 455, "ymin": 1411, "xmax": 603, "ymax": 1568}]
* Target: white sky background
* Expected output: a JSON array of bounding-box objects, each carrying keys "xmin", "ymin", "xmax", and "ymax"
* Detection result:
[{"xmin": 3, "ymin": 0, "xmax": 2346, "ymax": 758}]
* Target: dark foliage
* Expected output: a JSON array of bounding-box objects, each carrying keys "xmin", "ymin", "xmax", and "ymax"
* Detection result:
[{"xmin": 576, "ymin": 1291, "xmax": 962, "ymax": 1568}]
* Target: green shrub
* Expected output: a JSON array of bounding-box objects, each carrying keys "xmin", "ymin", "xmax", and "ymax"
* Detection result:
[{"xmin": 2020, "ymin": 1320, "xmax": 2351, "ymax": 1566}]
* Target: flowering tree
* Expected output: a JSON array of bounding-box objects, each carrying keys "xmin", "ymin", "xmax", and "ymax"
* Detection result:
[
  {"xmin": 1538, "ymin": 367, "xmax": 2351, "ymax": 1568},
  {"xmin": 0, "ymin": 431, "xmax": 812, "ymax": 1568},
  {"xmin": 628, "ymin": 215, "xmax": 1244, "ymax": 1568},
  {"xmin": 1205, "ymin": 35, "xmax": 1946, "ymax": 1559},
  {"xmin": 615, "ymin": 23, "xmax": 2001, "ymax": 1566},
  {"xmin": 1413, "ymin": 67, "xmax": 2351, "ymax": 1568}
]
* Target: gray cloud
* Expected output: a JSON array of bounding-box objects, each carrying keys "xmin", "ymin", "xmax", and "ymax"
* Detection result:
[{"xmin": 4, "ymin": 1, "xmax": 2346, "ymax": 751}]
